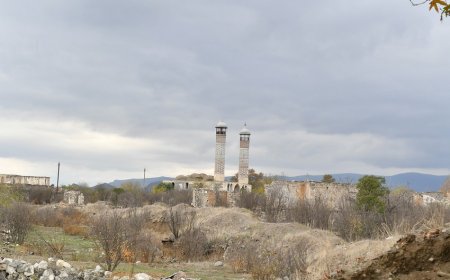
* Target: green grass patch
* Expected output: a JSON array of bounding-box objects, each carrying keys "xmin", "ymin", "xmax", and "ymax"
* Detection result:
[
  {"xmin": 25, "ymin": 226, "xmax": 97, "ymax": 261},
  {"xmin": 113, "ymin": 262, "xmax": 251, "ymax": 280}
]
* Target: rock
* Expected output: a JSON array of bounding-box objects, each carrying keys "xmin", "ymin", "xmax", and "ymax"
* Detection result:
[
  {"xmin": 134, "ymin": 273, "xmax": 151, "ymax": 280},
  {"xmin": 172, "ymin": 271, "xmax": 187, "ymax": 280},
  {"xmin": 94, "ymin": 265, "xmax": 104, "ymax": 273},
  {"xmin": 213, "ymin": 261, "xmax": 223, "ymax": 267},
  {"xmin": 6, "ymin": 265, "xmax": 16, "ymax": 275},
  {"xmin": 23, "ymin": 264, "xmax": 34, "ymax": 277},
  {"xmin": 105, "ymin": 271, "xmax": 112, "ymax": 278},
  {"xmin": 56, "ymin": 260, "xmax": 71, "ymax": 269},
  {"xmin": 0, "ymin": 264, "xmax": 6, "ymax": 271},
  {"xmin": 41, "ymin": 269, "xmax": 55, "ymax": 280},
  {"xmin": 35, "ymin": 261, "xmax": 48, "ymax": 272},
  {"xmin": 58, "ymin": 270, "xmax": 69, "ymax": 279}
]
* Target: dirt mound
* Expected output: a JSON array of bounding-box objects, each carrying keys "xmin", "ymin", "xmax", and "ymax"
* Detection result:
[
  {"xmin": 338, "ymin": 228, "xmax": 450, "ymax": 280},
  {"xmin": 307, "ymin": 237, "xmax": 399, "ymax": 279},
  {"xmin": 195, "ymin": 207, "xmax": 259, "ymax": 238}
]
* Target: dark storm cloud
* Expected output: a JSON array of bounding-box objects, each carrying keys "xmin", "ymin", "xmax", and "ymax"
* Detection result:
[{"xmin": 0, "ymin": 0, "xmax": 449, "ymax": 184}]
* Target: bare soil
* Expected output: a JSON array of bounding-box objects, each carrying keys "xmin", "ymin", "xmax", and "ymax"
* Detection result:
[{"xmin": 336, "ymin": 228, "xmax": 450, "ymax": 280}]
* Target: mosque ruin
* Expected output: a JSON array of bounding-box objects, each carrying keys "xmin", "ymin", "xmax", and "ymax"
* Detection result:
[{"xmin": 165, "ymin": 121, "xmax": 252, "ymax": 207}]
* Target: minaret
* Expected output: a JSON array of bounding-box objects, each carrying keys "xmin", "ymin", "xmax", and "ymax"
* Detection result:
[
  {"xmin": 214, "ymin": 121, "xmax": 227, "ymax": 182},
  {"xmin": 238, "ymin": 124, "xmax": 251, "ymax": 186}
]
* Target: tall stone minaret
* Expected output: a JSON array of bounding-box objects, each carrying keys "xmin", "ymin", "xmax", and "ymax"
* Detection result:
[
  {"xmin": 214, "ymin": 121, "xmax": 227, "ymax": 182},
  {"xmin": 238, "ymin": 124, "xmax": 251, "ymax": 185}
]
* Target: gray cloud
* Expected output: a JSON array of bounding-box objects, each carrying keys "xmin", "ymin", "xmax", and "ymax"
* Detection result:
[{"xmin": 0, "ymin": 0, "xmax": 449, "ymax": 184}]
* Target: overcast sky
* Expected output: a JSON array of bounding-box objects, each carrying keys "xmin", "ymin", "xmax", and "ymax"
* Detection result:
[{"xmin": 0, "ymin": 1, "xmax": 449, "ymax": 185}]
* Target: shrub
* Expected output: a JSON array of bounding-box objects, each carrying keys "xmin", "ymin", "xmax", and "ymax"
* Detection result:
[
  {"xmin": 90, "ymin": 211, "xmax": 127, "ymax": 271},
  {"xmin": 3, "ymin": 202, "xmax": 32, "ymax": 244}
]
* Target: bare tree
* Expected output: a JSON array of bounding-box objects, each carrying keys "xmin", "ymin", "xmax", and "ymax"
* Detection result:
[
  {"xmin": 90, "ymin": 211, "xmax": 127, "ymax": 271},
  {"xmin": 287, "ymin": 196, "xmax": 332, "ymax": 230},
  {"xmin": 265, "ymin": 187, "xmax": 287, "ymax": 222},
  {"xmin": 124, "ymin": 208, "xmax": 146, "ymax": 276},
  {"xmin": 3, "ymin": 202, "xmax": 32, "ymax": 244},
  {"xmin": 177, "ymin": 211, "xmax": 209, "ymax": 261},
  {"xmin": 236, "ymin": 191, "xmax": 265, "ymax": 212},
  {"xmin": 166, "ymin": 206, "xmax": 183, "ymax": 239}
]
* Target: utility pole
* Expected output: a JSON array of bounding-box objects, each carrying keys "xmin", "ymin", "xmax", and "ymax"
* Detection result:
[
  {"xmin": 56, "ymin": 162, "xmax": 60, "ymax": 193},
  {"xmin": 143, "ymin": 168, "xmax": 146, "ymax": 188}
]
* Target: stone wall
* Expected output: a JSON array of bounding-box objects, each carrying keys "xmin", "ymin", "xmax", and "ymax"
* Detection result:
[
  {"xmin": 0, "ymin": 174, "xmax": 50, "ymax": 187},
  {"xmin": 265, "ymin": 181, "xmax": 357, "ymax": 209},
  {"xmin": 192, "ymin": 188, "xmax": 239, "ymax": 208},
  {"xmin": 63, "ymin": 190, "xmax": 85, "ymax": 205},
  {"xmin": 413, "ymin": 192, "xmax": 450, "ymax": 206}
]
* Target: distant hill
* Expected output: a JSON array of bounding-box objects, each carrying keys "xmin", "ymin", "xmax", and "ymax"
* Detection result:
[
  {"xmin": 92, "ymin": 183, "xmax": 116, "ymax": 190},
  {"xmin": 108, "ymin": 176, "xmax": 173, "ymax": 190},
  {"xmin": 107, "ymin": 173, "xmax": 447, "ymax": 193},
  {"xmin": 283, "ymin": 173, "xmax": 447, "ymax": 192}
]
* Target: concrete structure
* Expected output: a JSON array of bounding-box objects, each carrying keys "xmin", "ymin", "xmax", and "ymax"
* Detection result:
[
  {"xmin": 238, "ymin": 125, "xmax": 250, "ymax": 187},
  {"xmin": 63, "ymin": 190, "xmax": 85, "ymax": 205},
  {"xmin": 0, "ymin": 174, "xmax": 50, "ymax": 187},
  {"xmin": 214, "ymin": 121, "xmax": 227, "ymax": 182}
]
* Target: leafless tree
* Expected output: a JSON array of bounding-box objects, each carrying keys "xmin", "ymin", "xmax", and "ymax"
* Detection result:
[
  {"xmin": 124, "ymin": 208, "xmax": 146, "ymax": 276},
  {"xmin": 3, "ymin": 202, "xmax": 32, "ymax": 244},
  {"xmin": 236, "ymin": 191, "xmax": 265, "ymax": 212},
  {"xmin": 90, "ymin": 211, "xmax": 127, "ymax": 271},
  {"xmin": 265, "ymin": 187, "xmax": 288, "ymax": 222},
  {"xmin": 287, "ymin": 196, "xmax": 332, "ymax": 230},
  {"xmin": 177, "ymin": 210, "xmax": 209, "ymax": 261},
  {"xmin": 166, "ymin": 206, "xmax": 183, "ymax": 239}
]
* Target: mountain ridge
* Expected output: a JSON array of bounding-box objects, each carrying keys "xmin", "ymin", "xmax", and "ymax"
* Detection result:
[{"xmin": 107, "ymin": 173, "xmax": 448, "ymax": 193}]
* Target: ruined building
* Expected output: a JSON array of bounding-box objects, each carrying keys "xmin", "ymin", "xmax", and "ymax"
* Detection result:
[
  {"xmin": 63, "ymin": 190, "xmax": 85, "ymax": 206},
  {"xmin": 0, "ymin": 174, "xmax": 50, "ymax": 187},
  {"xmin": 165, "ymin": 122, "xmax": 252, "ymax": 207},
  {"xmin": 265, "ymin": 180, "xmax": 357, "ymax": 210}
]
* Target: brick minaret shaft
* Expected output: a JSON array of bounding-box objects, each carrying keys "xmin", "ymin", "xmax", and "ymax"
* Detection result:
[
  {"xmin": 238, "ymin": 125, "xmax": 250, "ymax": 185},
  {"xmin": 214, "ymin": 122, "xmax": 227, "ymax": 182}
]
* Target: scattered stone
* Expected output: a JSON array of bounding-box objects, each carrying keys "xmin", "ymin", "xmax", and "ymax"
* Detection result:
[
  {"xmin": 34, "ymin": 261, "xmax": 48, "ymax": 272},
  {"xmin": 172, "ymin": 271, "xmax": 187, "ymax": 280},
  {"xmin": 6, "ymin": 265, "xmax": 16, "ymax": 275},
  {"xmin": 55, "ymin": 260, "xmax": 71, "ymax": 269},
  {"xmin": 58, "ymin": 270, "xmax": 69, "ymax": 279},
  {"xmin": 41, "ymin": 269, "xmax": 55, "ymax": 280},
  {"xmin": 213, "ymin": 261, "xmax": 223, "ymax": 267},
  {"xmin": 0, "ymin": 258, "xmax": 110, "ymax": 280}
]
